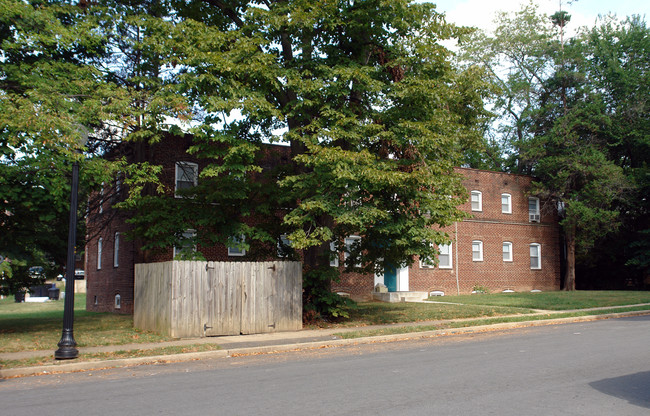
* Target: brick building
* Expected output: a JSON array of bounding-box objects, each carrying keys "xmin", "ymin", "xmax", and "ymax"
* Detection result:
[
  {"xmin": 85, "ymin": 137, "xmax": 561, "ymax": 313},
  {"xmin": 331, "ymin": 168, "xmax": 561, "ymax": 299}
]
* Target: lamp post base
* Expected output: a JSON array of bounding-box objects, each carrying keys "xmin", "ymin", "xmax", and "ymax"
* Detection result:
[{"xmin": 55, "ymin": 330, "xmax": 78, "ymax": 360}]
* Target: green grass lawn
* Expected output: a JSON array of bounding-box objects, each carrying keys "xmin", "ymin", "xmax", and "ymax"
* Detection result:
[
  {"xmin": 335, "ymin": 301, "xmax": 534, "ymax": 327},
  {"xmin": 438, "ymin": 291, "xmax": 650, "ymax": 310},
  {"xmin": 0, "ymin": 294, "xmax": 171, "ymax": 354}
]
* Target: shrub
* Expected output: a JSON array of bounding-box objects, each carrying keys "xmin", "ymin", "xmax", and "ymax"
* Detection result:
[{"xmin": 302, "ymin": 265, "xmax": 354, "ymax": 324}]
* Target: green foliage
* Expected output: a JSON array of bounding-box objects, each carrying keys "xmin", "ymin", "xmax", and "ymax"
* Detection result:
[
  {"xmin": 471, "ymin": 284, "xmax": 491, "ymax": 294},
  {"xmin": 302, "ymin": 266, "xmax": 353, "ymax": 323},
  {"xmin": 0, "ymin": 258, "xmax": 46, "ymax": 296},
  {"xmin": 461, "ymin": 4, "xmax": 648, "ymax": 289}
]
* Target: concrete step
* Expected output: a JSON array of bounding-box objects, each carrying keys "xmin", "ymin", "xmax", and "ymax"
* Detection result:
[{"xmin": 372, "ymin": 291, "xmax": 429, "ymax": 303}]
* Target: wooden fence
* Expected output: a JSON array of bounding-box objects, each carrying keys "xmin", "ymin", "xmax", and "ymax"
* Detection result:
[{"xmin": 134, "ymin": 261, "xmax": 302, "ymax": 338}]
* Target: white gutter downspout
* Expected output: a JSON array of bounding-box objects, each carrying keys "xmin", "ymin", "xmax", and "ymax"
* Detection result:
[{"xmin": 455, "ymin": 221, "xmax": 460, "ymax": 295}]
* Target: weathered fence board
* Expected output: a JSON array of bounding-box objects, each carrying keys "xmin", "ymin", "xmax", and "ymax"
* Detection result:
[
  {"xmin": 134, "ymin": 262, "xmax": 173, "ymax": 336},
  {"xmin": 135, "ymin": 261, "xmax": 302, "ymax": 338}
]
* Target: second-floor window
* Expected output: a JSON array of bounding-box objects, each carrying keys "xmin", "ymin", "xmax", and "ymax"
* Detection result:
[
  {"xmin": 529, "ymin": 197, "xmax": 540, "ymax": 222},
  {"xmin": 175, "ymin": 162, "xmax": 198, "ymax": 197},
  {"xmin": 501, "ymin": 193, "xmax": 512, "ymax": 214},
  {"xmin": 471, "ymin": 191, "xmax": 482, "ymax": 211}
]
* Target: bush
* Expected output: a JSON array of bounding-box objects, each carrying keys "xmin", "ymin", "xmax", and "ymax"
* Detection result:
[{"xmin": 302, "ymin": 265, "xmax": 354, "ymax": 324}]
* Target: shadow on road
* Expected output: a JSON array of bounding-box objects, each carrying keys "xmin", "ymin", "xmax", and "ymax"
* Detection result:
[{"xmin": 590, "ymin": 371, "xmax": 650, "ymax": 409}]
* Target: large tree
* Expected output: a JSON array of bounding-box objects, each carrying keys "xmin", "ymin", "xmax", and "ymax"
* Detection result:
[
  {"xmin": 116, "ymin": 1, "xmax": 490, "ymax": 315},
  {"xmin": 0, "ymin": 1, "xmax": 188, "ymax": 283},
  {"xmin": 574, "ymin": 16, "xmax": 650, "ymax": 287},
  {"xmin": 2, "ymin": 1, "xmax": 491, "ymax": 314},
  {"xmin": 458, "ymin": 1, "xmax": 555, "ymax": 172},
  {"xmin": 461, "ymin": 3, "xmax": 645, "ymax": 290}
]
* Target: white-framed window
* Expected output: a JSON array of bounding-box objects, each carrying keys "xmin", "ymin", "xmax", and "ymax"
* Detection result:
[
  {"xmin": 472, "ymin": 240, "xmax": 483, "ymax": 262},
  {"xmin": 329, "ymin": 242, "xmax": 339, "ymax": 267},
  {"xmin": 420, "ymin": 251, "xmax": 435, "ymax": 268},
  {"xmin": 228, "ymin": 235, "xmax": 246, "ymax": 257},
  {"xmin": 278, "ymin": 234, "xmax": 292, "ymax": 258},
  {"xmin": 529, "ymin": 197, "xmax": 540, "ymax": 222},
  {"xmin": 501, "ymin": 193, "xmax": 512, "ymax": 214},
  {"xmin": 530, "ymin": 243, "xmax": 541, "ymax": 269},
  {"xmin": 99, "ymin": 183, "xmax": 104, "ymax": 214},
  {"xmin": 471, "ymin": 191, "xmax": 482, "ymax": 212},
  {"xmin": 438, "ymin": 243, "xmax": 452, "ymax": 269},
  {"xmin": 173, "ymin": 229, "xmax": 197, "ymax": 258},
  {"xmin": 344, "ymin": 236, "xmax": 362, "ymax": 267},
  {"xmin": 114, "ymin": 294, "xmax": 121, "ymax": 309},
  {"xmin": 113, "ymin": 174, "xmax": 122, "ymax": 203},
  {"xmin": 114, "ymin": 232, "xmax": 120, "ymax": 268},
  {"xmin": 175, "ymin": 161, "xmax": 198, "ymax": 197},
  {"xmin": 503, "ymin": 241, "xmax": 513, "ymax": 262},
  {"xmin": 97, "ymin": 238, "xmax": 103, "ymax": 270}
]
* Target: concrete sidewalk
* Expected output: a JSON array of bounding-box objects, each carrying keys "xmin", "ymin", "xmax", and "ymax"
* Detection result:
[{"xmin": 2, "ymin": 304, "xmax": 650, "ymax": 379}]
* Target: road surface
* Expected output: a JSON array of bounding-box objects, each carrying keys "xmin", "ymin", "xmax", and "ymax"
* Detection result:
[{"xmin": 1, "ymin": 315, "xmax": 649, "ymax": 415}]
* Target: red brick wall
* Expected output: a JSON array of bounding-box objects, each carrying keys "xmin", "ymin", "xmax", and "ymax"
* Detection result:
[
  {"xmin": 86, "ymin": 138, "xmax": 562, "ymax": 313},
  {"xmin": 85, "ymin": 210, "xmax": 136, "ymax": 314},
  {"xmin": 335, "ymin": 168, "xmax": 561, "ymax": 298},
  {"xmin": 85, "ymin": 137, "xmax": 292, "ymax": 313}
]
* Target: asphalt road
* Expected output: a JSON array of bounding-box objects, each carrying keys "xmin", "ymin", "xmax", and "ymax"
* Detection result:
[{"xmin": 2, "ymin": 315, "xmax": 649, "ymax": 416}]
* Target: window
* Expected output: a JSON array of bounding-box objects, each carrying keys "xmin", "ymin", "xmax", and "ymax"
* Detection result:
[
  {"xmin": 471, "ymin": 191, "xmax": 482, "ymax": 211},
  {"xmin": 503, "ymin": 242, "xmax": 513, "ymax": 262},
  {"xmin": 472, "ymin": 240, "xmax": 483, "ymax": 261},
  {"xmin": 173, "ymin": 229, "xmax": 197, "ymax": 258},
  {"xmin": 113, "ymin": 232, "xmax": 120, "ymax": 268},
  {"xmin": 344, "ymin": 236, "xmax": 362, "ymax": 267},
  {"xmin": 113, "ymin": 174, "xmax": 122, "ymax": 203},
  {"xmin": 97, "ymin": 238, "xmax": 103, "ymax": 270},
  {"xmin": 175, "ymin": 162, "xmax": 198, "ymax": 197},
  {"xmin": 99, "ymin": 183, "xmax": 104, "ymax": 214},
  {"xmin": 329, "ymin": 242, "xmax": 339, "ymax": 267},
  {"xmin": 530, "ymin": 243, "xmax": 541, "ymax": 269},
  {"xmin": 228, "ymin": 235, "xmax": 246, "ymax": 257},
  {"xmin": 420, "ymin": 252, "xmax": 435, "ymax": 268},
  {"xmin": 438, "ymin": 243, "xmax": 452, "ymax": 269},
  {"xmin": 529, "ymin": 197, "xmax": 540, "ymax": 222},
  {"xmin": 278, "ymin": 234, "xmax": 292, "ymax": 258},
  {"xmin": 114, "ymin": 294, "xmax": 121, "ymax": 309},
  {"xmin": 501, "ymin": 193, "xmax": 512, "ymax": 214}
]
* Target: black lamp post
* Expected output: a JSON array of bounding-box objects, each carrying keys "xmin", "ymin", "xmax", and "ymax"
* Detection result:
[{"xmin": 55, "ymin": 129, "xmax": 88, "ymax": 360}]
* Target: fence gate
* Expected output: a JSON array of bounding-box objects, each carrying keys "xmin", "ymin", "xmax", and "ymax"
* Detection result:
[{"xmin": 135, "ymin": 261, "xmax": 302, "ymax": 338}]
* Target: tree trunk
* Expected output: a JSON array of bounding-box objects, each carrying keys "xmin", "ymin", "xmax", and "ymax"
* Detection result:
[{"xmin": 563, "ymin": 225, "xmax": 576, "ymax": 291}]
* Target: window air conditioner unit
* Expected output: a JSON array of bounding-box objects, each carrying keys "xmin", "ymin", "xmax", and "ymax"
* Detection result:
[{"xmin": 529, "ymin": 214, "xmax": 540, "ymax": 222}]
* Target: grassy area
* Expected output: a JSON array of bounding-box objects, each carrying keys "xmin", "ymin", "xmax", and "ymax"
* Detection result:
[
  {"xmin": 332, "ymin": 301, "xmax": 534, "ymax": 327},
  {"xmin": 438, "ymin": 291, "xmax": 650, "ymax": 310},
  {"xmin": 0, "ymin": 294, "xmax": 172, "ymax": 353},
  {"xmin": 0, "ymin": 343, "xmax": 222, "ymax": 369},
  {"xmin": 334, "ymin": 304, "xmax": 650, "ymax": 339}
]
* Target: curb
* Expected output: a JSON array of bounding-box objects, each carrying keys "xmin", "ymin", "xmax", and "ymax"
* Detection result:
[{"xmin": 2, "ymin": 310, "xmax": 649, "ymax": 379}]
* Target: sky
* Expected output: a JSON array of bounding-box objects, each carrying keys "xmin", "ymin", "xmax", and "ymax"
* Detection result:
[{"xmin": 425, "ymin": 0, "xmax": 649, "ymax": 33}]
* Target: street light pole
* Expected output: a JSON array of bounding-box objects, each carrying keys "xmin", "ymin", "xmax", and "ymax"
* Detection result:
[{"xmin": 55, "ymin": 139, "xmax": 85, "ymax": 359}]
